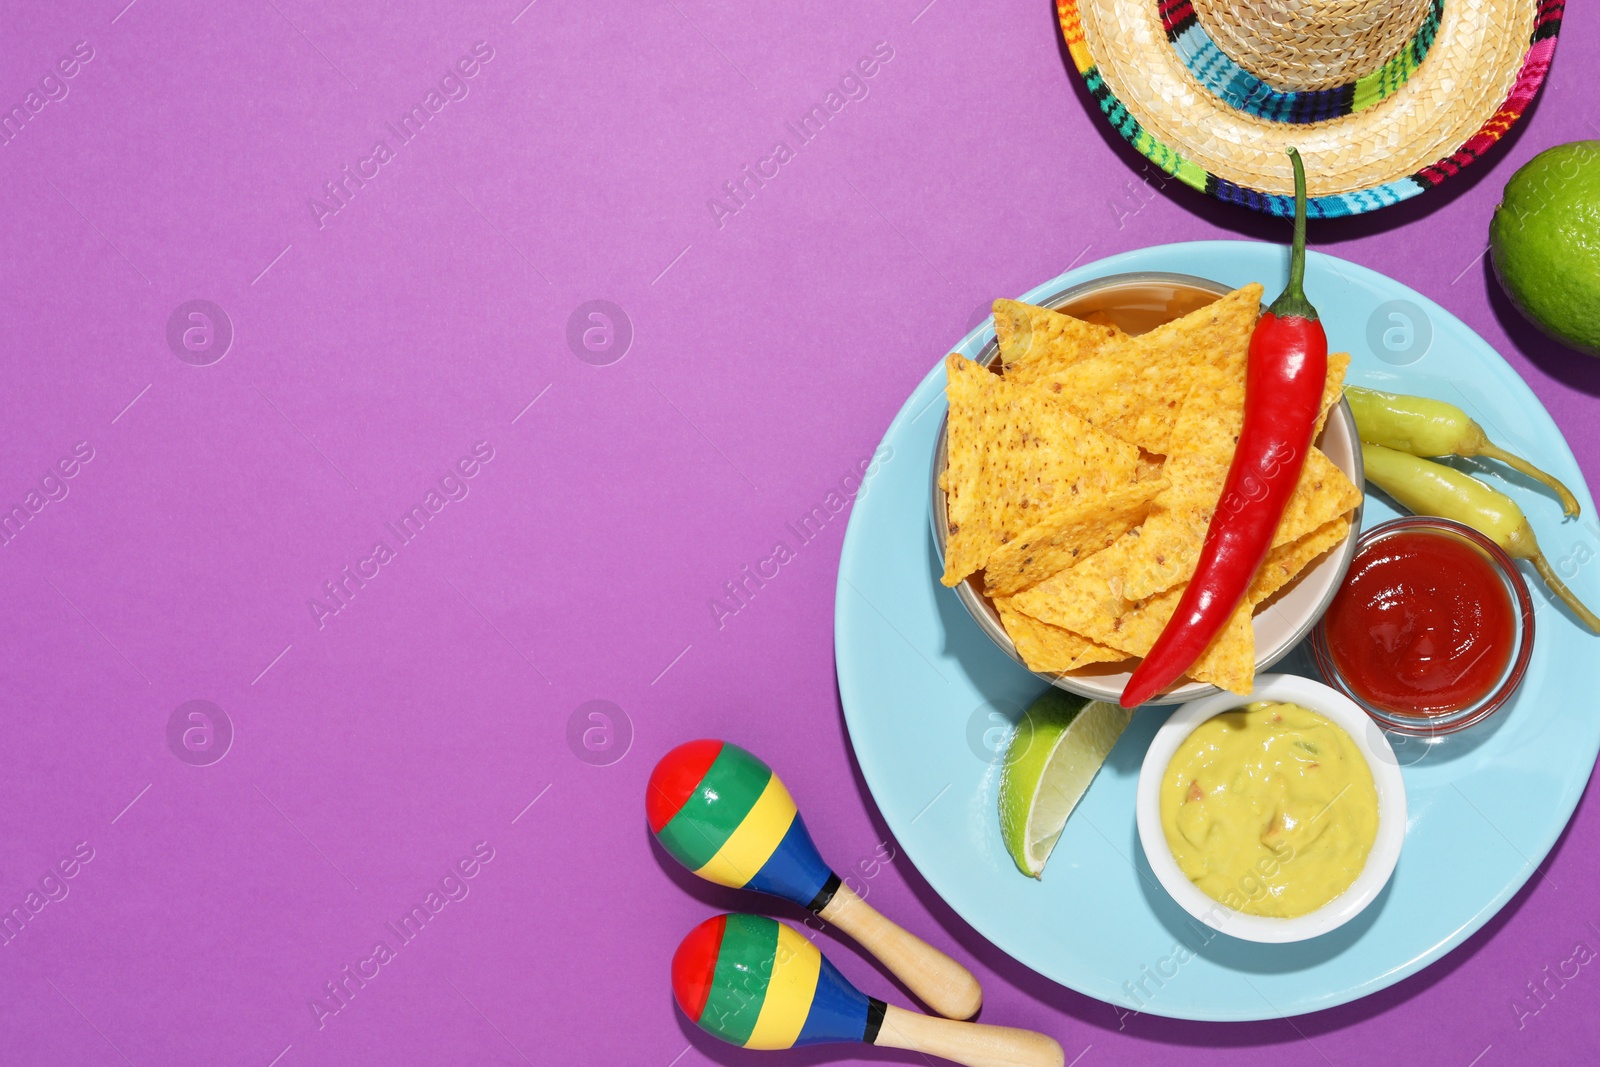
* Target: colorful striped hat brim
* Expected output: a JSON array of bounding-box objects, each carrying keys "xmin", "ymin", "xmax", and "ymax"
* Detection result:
[{"xmin": 1060, "ymin": 0, "xmax": 1563, "ymax": 217}]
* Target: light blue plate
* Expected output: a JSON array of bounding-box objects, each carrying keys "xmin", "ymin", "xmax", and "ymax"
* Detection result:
[{"xmin": 835, "ymin": 241, "xmax": 1600, "ymax": 1021}]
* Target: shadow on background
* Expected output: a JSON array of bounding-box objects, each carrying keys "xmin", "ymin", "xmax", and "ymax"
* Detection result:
[
  {"xmin": 673, "ymin": 1002, "xmax": 913, "ymax": 1066},
  {"xmin": 1484, "ymin": 255, "xmax": 1600, "ymax": 397},
  {"xmin": 1043, "ymin": 0, "xmax": 1543, "ymax": 247}
]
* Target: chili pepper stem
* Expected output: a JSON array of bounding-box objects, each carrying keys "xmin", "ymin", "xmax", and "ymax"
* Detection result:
[
  {"xmin": 1508, "ymin": 518, "xmax": 1600, "ymax": 631},
  {"xmin": 1471, "ymin": 442, "xmax": 1582, "ymax": 518},
  {"xmin": 1270, "ymin": 149, "xmax": 1318, "ymax": 321},
  {"xmin": 1529, "ymin": 553, "xmax": 1600, "ymax": 633}
]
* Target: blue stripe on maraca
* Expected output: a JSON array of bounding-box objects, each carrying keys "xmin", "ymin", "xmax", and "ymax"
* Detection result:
[
  {"xmin": 743, "ymin": 811, "xmax": 835, "ymax": 910},
  {"xmin": 794, "ymin": 952, "xmax": 874, "ymax": 1047}
]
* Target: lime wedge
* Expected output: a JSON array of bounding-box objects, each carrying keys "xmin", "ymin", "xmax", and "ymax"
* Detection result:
[{"xmin": 998, "ymin": 689, "xmax": 1132, "ymax": 879}]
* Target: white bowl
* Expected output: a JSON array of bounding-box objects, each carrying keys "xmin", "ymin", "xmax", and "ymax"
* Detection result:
[
  {"xmin": 1135, "ymin": 673, "xmax": 1407, "ymax": 943},
  {"xmin": 931, "ymin": 272, "xmax": 1363, "ymax": 705}
]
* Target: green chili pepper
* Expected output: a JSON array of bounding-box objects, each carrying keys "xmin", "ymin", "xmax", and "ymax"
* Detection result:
[
  {"xmin": 1361, "ymin": 443, "xmax": 1600, "ymax": 633},
  {"xmin": 1348, "ymin": 386, "xmax": 1580, "ymax": 518}
]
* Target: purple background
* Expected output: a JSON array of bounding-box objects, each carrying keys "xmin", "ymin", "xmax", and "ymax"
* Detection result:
[{"xmin": 2, "ymin": 1, "xmax": 1598, "ymax": 1064}]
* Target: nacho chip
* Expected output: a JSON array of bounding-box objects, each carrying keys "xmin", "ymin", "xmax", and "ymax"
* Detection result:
[
  {"xmin": 1136, "ymin": 283, "xmax": 1264, "ymax": 364},
  {"xmin": 1005, "ymin": 553, "xmax": 1247, "ymax": 690},
  {"xmin": 940, "ymin": 354, "xmax": 993, "ymax": 585},
  {"xmin": 1162, "ymin": 353, "xmax": 1350, "ymax": 460},
  {"xmin": 1272, "ymin": 451, "xmax": 1363, "ymax": 551},
  {"xmin": 995, "ymin": 599, "xmax": 1127, "ymax": 673},
  {"xmin": 1027, "ymin": 285, "xmax": 1263, "ymax": 452},
  {"xmin": 1089, "ymin": 374, "xmax": 1235, "ymax": 603},
  {"xmin": 1006, "ymin": 540, "xmax": 1153, "ymax": 657},
  {"xmin": 1014, "ymin": 568, "xmax": 1252, "ymax": 694},
  {"xmin": 994, "ymin": 299, "xmax": 1126, "ymax": 384},
  {"xmin": 1115, "ymin": 448, "xmax": 1360, "ymax": 602},
  {"xmin": 983, "ymin": 478, "xmax": 1167, "ymax": 597},
  {"xmin": 1185, "ymin": 515, "xmax": 1352, "ymax": 693},
  {"xmin": 1249, "ymin": 515, "xmax": 1352, "ymax": 608},
  {"xmin": 1187, "ymin": 609, "xmax": 1255, "ymax": 694},
  {"xmin": 951, "ymin": 280, "xmax": 1356, "ymax": 698},
  {"xmin": 1315, "ymin": 352, "xmax": 1351, "ymax": 437},
  {"xmin": 1111, "ymin": 506, "xmax": 1212, "ymax": 604},
  {"xmin": 1005, "ymin": 513, "xmax": 1356, "ymax": 693},
  {"xmin": 940, "ymin": 355, "xmax": 1142, "ymax": 587},
  {"xmin": 1031, "ymin": 357, "xmax": 1204, "ymax": 455},
  {"xmin": 1163, "ymin": 365, "xmax": 1244, "ymax": 460},
  {"xmin": 1109, "ymin": 383, "xmax": 1237, "ymax": 601},
  {"xmin": 1112, "ymin": 363, "xmax": 1362, "ymax": 602}
]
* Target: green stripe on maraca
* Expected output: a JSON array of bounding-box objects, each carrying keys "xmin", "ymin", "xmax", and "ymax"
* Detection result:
[
  {"xmin": 699, "ymin": 913, "xmax": 778, "ymax": 1046},
  {"xmin": 673, "ymin": 914, "xmax": 881, "ymax": 1051},
  {"xmin": 656, "ymin": 744, "xmax": 772, "ymax": 871},
  {"xmin": 674, "ymin": 917, "xmax": 1057, "ymax": 1063}
]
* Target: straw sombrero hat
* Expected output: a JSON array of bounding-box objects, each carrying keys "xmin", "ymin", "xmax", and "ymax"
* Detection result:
[{"xmin": 1059, "ymin": 0, "xmax": 1564, "ymax": 216}]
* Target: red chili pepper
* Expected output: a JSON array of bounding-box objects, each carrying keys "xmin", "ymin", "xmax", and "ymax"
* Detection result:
[{"xmin": 1120, "ymin": 149, "xmax": 1328, "ymax": 708}]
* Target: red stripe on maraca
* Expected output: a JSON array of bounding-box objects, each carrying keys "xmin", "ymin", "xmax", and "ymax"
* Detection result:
[
  {"xmin": 671, "ymin": 913, "xmax": 727, "ymax": 1022},
  {"xmin": 647, "ymin": 739, "xmax": 724, "ymax": 833}
]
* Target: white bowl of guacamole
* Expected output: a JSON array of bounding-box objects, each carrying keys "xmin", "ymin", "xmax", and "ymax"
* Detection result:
[{"xmin": 1136, "ymin": 673, "xmax": 1407, "ymax": 944}]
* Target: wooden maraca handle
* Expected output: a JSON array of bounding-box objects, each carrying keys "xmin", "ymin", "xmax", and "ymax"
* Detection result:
[
  {"xmin": 817, "ymin": 881, "xmax": 983, "ymax": 1021},
  {"xmin": 874, "ymin": 1004, "xmax": 1064, "ymax": 1067}
]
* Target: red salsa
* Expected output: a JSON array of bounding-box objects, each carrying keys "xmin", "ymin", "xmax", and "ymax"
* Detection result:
[{"xmin": 1323, "ymin": 530, "xmax": 1515, "ymax": 715}]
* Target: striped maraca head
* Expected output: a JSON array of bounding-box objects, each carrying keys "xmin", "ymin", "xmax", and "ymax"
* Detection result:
[
  {"xmin": 648, "ymin": 740, "xmax": 838, "ymax": 911},
  {"xmin": 673, "ymin": 914, "xmax": 885, "ymax": 1050}
]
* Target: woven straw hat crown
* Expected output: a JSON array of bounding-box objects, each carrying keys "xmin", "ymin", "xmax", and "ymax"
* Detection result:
[{"xmin": 1193, "ymin": 0, "xmax": 1436, "ymax": 91}]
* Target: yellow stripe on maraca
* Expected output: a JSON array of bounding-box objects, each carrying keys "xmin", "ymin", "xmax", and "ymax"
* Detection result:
[
  {"xmin": 745, "ymin": 923, "xmax": 823, "ymax": 1049},
  {"xmin": 694, "ymin": 773, "xmax": 798, "ymax": 889}
]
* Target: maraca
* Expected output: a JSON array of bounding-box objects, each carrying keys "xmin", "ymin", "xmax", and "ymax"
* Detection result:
[
  {"xmin": 648, "ymin": 739, "xmax": 982, "ymax": 1020},
  {"xmin": 673, "ymin": 914, "xmax": 1063, "ymax": 1067}
]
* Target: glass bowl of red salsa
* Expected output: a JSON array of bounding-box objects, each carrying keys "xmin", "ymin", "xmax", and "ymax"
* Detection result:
[{"xmin": 1311, "ymin": 516, "xmax": 1535, "ymax": 735}]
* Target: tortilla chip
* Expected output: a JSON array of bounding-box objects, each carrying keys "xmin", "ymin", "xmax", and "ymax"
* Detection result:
[
  {"xmin": 950, "ymin": 280, "xmax": 1358, "ymax": 697},
  {"xmin": 1031, "ymin": 358, "xmax": 1204, "ymax": 455},
  {"xmin": 994, "ymin": 299, "xmax": 1127, "ymax": 384},
  {"xmin": 1109, "ymin": 362, "xmax": 1363, "ymax": 603},
  {"xmin": 1250, "ymin": 515, "xmax": 1352, "ymax": 608},
  {"xmin": 1314, "ymin": 352, "xmax": 1351, "ymax": 437},
  {"xmin": 1006, "ymin": 541, "xmax": 1155, "ymax": 657},
  {"xmin": 1007, "ymin": 569, "xmax": 1252, "ymax": 695},
  {"xmin": 1113, "ymin": 448, "xmax": 1359, "ymax": 603},
  {"xmin": 1027, "ymin": 285, "xmax": 1263, "ymax": 453},
  {"xmin": 1120, "ymin": 448, "xmax": 1232, "ymax": 600},
  {"xmin": 983, "ymin": 479, "xmax": 1167, "ymax": 597},
  {"xmin": 1162, "ymin": 353, "xmax": 1350, "ymax": 459},
  {"xmin": 996, "ymin": 599, "xmax": 1127, "ymax": 673},
  {"xmin": 940, "ymin": 355, "xmax": 1142, "ymax": 586},
  {"xmin": 940, "ymin": 354, "xmax": 993, "ymax": 585},
  {"xmin": 1187, "ymin": 610, "xmax": 1255, "ymax": 694},
  {"xmin": 1272, "ymin": 451, "xmax": 1363, "ymax": 549},
  {"xmin": 1091, "ymin": 374, "xmax": 1234, "ymax": 602},
  {"xmin": 1184, "ymin": 516, "xmax": 1352, "ymax": 694},
  {"xmin": 1163, "ymin": 365, "xmax": 1243, "ymax": 460},
  {"xmin": 1005, "ymin": 511, "xmax": 1356, "ymax": 694},
  {"xmin": 1137, "ymin": 284, "xmax": 1263, "ymax": 364}
]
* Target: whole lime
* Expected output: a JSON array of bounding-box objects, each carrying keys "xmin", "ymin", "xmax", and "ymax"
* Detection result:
[{"xmin": 1490, "ymin": 141, "xmax": 1600, "ymax": 356}]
